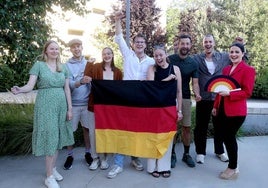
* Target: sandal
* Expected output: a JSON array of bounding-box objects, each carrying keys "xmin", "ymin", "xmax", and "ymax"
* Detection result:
[
  {"xmin": 162, "ymin": 170, "xmax": 171, "ymax": 178},
  {"xmin": 151, "ymin": 171, "xmax": 160, "ymax": 178}
]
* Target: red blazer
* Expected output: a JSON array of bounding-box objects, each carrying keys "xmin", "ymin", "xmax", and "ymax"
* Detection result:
[{"xmin": 213, "ymin": 61, "xmax": 256, "ymax": 116}]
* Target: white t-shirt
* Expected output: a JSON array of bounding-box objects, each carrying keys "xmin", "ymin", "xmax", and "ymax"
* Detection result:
[{"xmin": 205, "ymin": 59, "xmax": 216, "ymax": 75}]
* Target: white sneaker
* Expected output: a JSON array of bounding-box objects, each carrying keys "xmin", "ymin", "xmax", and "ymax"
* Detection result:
[
  {"xmin": 107, "ymin": 165, "xmax": 123, "ymax": 179},
  {"xmin": 52, "ymin": 167, "xmax": 63, "ymax": 181},
  {"xmin": 196, "ymin": 154, "xmax": 205, "ymax": 164},
  {"xmin": 45, "ymin": 175, "xmax": 60, "ymax": 188},
  {"xmin": 131, "ymin": 158, "xmax": 144, "ymax": 171},
  {"xmin": 100, "ymin": 159, "xmax": 110, "ymax": 170},
  {"xmin": 89, "ymin": 158, "xmax": 100, "ymax": 170},
  {"xmin": 217, "ymin": 153, "xmax": 229, "ymax": 162}
]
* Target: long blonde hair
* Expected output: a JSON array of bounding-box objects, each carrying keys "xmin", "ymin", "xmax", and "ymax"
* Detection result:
[{"xmin": 37, "ymin": 40, "xmax": 62, "ymax": 72}]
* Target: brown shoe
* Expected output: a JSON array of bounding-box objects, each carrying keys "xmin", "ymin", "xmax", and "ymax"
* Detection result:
[{"xmin": 219, "ymin": 168, "xmax": 239, "ymax": 180}]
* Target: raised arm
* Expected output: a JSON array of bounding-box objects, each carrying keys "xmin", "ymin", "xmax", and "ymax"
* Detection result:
[
  {"xmin": 115, "ymin": 12, "xmax": 124, "ymax": 36},
  {"xmin": 114, "ymin": 11, "xmax": 132, "ymax": 60}
]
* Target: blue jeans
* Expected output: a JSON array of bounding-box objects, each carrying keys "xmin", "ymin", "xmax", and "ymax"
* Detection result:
[
  {"xmin": 114, "ymin": 154, "xmax": 138, "ymax": 168},
  {"xmin": 114, "ymin": 154, "xmax": 124, "ymax": 167}
]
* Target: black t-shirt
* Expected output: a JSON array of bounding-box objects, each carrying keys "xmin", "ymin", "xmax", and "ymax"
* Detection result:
[
  {"xmin": 154, "ymin": 63, "xmax": 175, "ymax": 81},
  {"xmin": 168, "ymin": 54, "xmax": 198, "ymax": 99}
]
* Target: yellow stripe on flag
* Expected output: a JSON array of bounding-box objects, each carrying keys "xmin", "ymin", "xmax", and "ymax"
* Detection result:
[{"xmin": 96, "ymin": 129, "xmax": 176, "ymax": 159}]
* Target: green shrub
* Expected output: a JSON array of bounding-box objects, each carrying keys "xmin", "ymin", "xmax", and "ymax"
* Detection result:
[
  {"xmin": 252, "ymin": 66, "xmax": 268, "ymax": 99},
  {"xmin": 0, "ymin": 104, "xmax": 34, "ymax": 155},
  {"xmin": 174, "ymin": 107, "xmax": 196, "ymax": 143},
  {"xmin": 0, "ymin": 64, "xmax": 15, "ymax": 92},
  {"xmin": 0, "ymin": 104, "xmax": 84, "ymax": 156}
]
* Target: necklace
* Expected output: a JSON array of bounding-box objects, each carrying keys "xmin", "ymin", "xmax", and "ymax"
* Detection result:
[{"xmin": 137, "ymin": 54, "xmax": 146, "ymax": 61}]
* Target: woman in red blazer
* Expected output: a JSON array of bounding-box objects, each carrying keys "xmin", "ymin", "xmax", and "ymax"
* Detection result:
[{"xmin": 212, "ymin": 42, "xmax": 256, "ymax": 180}]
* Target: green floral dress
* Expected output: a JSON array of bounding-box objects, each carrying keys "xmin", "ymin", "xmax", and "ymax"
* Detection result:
[{"xmin": 30, "ymin": 61, "xmax": 74, "ymax": 156}]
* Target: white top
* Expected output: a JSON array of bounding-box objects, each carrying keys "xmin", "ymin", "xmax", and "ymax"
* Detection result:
[
  {"xmin": 103, "ymin": 71, "xmax": 114, "ymax": 80},
  {"xmin": 205, "ymin": 59, "xmax": 216, "ymax": 75},
  {"xmin": 115, "ymin": 33, "xmax": 155, "ymax": 80}
]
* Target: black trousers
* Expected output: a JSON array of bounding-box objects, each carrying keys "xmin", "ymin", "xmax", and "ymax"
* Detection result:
[
  {"xmin": 215, "ymin": 111, "xmax": 245, "ymax": 169},
  {"xmin": 194, "ymin": 100, "xmax": 225, "ymax": 155}
]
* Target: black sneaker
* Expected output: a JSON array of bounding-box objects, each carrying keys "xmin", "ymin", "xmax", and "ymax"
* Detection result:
[
  {"xmin": 171, "ymin": 152, "xmax": 177, "ymax": 168},
  {"xmin": 85, "ymin": 152, "xmax": 93, "ymax": 166},
  {"xmin": 64, "ymin": 156, "xmax": 74, "ymax": 170},
  {"xmin": 182, "ymin": 153, "xmax": 195, "ymax": 168}
]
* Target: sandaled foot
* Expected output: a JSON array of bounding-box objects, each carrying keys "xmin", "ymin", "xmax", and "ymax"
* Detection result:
[
  {"xmin": 151, "ymin": 171, "xmax": 160, "ymax": 178},
  {"xmin": 162, "ymin": 170, "xmax": 171, "ymax": 178}
]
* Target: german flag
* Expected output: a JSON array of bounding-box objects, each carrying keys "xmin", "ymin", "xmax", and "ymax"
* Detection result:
[{"xmin": 92, "ymin": 80, "xmax": 177, "ymax": 159}]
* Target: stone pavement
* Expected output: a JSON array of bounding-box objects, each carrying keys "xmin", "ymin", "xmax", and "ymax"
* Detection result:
[{"xmin": 1, "ymin": 136, "xmax": 268, "ymax": 188}]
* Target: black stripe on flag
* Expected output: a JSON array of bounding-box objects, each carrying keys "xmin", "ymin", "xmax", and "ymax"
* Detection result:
[{"xmin": 91, "ymin": 80, "xmax": 177, "ymax": 107}]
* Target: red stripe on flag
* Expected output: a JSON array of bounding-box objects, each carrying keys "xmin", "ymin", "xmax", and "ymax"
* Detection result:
[{"xmin": 94, "ymin": 104, "xmax": 177, "ymax": 133}]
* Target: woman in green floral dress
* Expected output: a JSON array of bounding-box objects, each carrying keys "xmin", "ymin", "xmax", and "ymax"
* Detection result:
[{"xmin": 11, "ymin": 40, "xmax": 74, "ymax": 188}]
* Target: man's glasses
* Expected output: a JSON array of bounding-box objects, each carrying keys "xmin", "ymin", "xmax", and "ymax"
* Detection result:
[{"xmin": 134, "ymin": 41, "xmax": 145, "ymax": 44}]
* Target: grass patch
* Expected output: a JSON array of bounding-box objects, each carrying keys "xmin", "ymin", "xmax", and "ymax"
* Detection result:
[{"xmin": 0, "ymin": 104, "xmax": 34, "ymax": 155}]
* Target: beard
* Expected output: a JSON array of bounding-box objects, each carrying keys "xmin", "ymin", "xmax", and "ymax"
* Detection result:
[
  {"xmin": 205, "ymin": 46, "xmax": 213, "ymax": 53},
  {"xmin": 179, "ymin": 47, "xmax": 190, "ymax": 56}
]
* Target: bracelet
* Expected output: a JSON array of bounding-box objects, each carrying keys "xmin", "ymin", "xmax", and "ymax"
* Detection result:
[{"xmin": 178, "ymin": 110, "xmax": 182, "ymax": 113}]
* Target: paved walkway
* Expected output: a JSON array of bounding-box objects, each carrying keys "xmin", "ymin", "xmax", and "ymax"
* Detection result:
[{"xmin": 1, "ymin": 136, "xmax": 268, "ymax": 188}]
